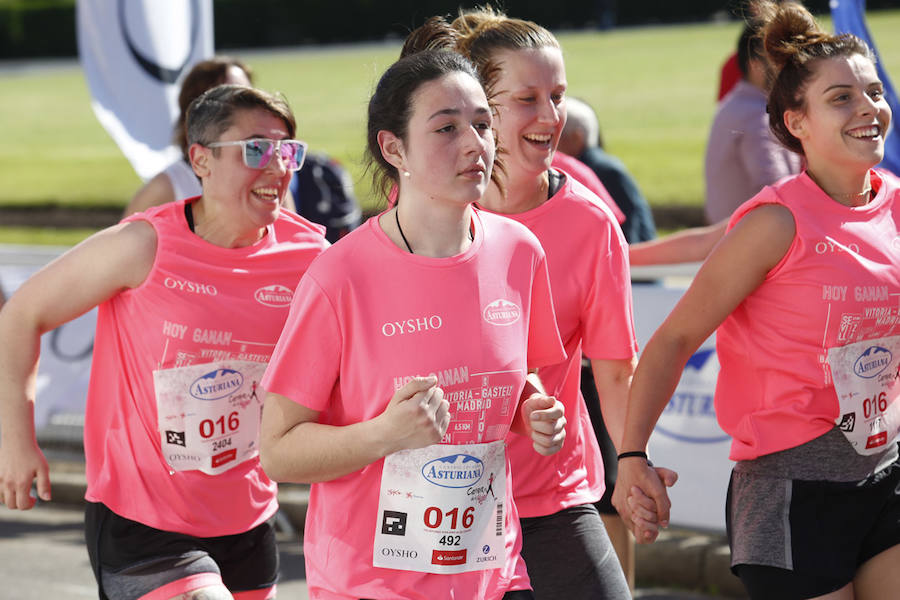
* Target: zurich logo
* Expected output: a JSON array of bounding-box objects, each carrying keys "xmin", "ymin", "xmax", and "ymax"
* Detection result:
[
  {"xmin": 422, "ymin": 454, "xmax": 484, "ymax": 488},
  {"xmin": 853, "ymin": 346, "xmax": 893, "ymax": 379},
  {"xmin": 190, "ymin": 368, "xmax": 245, "ymax": 401}
]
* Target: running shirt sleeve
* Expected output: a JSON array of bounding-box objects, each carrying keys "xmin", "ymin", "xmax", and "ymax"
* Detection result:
[
  {"xmin": 527, "ymin": 254, "xmax": 567, "ymax": 370},
  {"xmin": 262, "ymin": 273, "xmax": 341, "ymax": 412},
  {"xmin": 581, "ymin": 214, "xmax": 638, "ymax": 360}
]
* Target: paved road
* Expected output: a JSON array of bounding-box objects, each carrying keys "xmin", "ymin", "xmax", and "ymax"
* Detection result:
[
  {"xmin": 0, "ymin": 502, "xmax": 733, "ymax": 600},
  {"xmin": 0, "ymin": 503, "xmax": 307, "ymax": 600}
]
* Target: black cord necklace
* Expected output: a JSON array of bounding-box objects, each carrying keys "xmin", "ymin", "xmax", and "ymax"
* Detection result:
[
  {"xmin": 395, "ymin": 208, "xmax": 414, "ymax": 253},
  {"xmin": 184, "ymin": 202, "xmax": 195, "ymax": 232},
  {"xmin": 395, "ymin": 207, "xmax": 474, "ymax": 255}
]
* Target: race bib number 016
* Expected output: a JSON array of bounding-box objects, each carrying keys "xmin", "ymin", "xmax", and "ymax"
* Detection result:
[
  {"xmin": 827, "ymin": 335, "xmax": 900, "ymax": 456},
  {"xmin": 153, "ymin": 361, "xmax": 267, "ymax": 475},
  {"xmin": 374, "ymin": 441, "xmax": 506, "ymax": 574}
]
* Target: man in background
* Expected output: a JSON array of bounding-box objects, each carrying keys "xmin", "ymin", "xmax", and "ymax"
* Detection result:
[
  {"xmin": 557, "ymin": 97, "xmax": 656, "ymax": 243},
  {"xmin": 703, "ymin": 20, "xmax": 801, "ymax": 223}
]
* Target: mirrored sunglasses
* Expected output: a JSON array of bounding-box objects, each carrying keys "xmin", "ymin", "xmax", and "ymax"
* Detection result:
[{"xmin": 206, "ymin": 138, "xmax": 308, "ymax": 171}]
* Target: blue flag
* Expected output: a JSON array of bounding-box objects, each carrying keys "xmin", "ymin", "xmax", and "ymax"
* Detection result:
[{"xmin": 831, "ymin": 0, "xmax": 900, "ymax": 175}]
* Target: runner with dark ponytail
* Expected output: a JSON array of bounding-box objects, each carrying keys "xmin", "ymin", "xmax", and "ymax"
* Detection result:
[{"xmin": 615, "ymin": 2, "xmax": 899, "ymax": 599}]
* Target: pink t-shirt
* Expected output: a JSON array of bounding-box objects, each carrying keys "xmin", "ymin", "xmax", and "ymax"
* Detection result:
[
  {"xmin": 262, "ymin": 210, "xmax": 565, "ymax": 600},
  {"xmin": 485, "ymin": 175, "xmax": 638, "ymax": 517},
  {"xmin": 552, "ymin": 151, "xmax": 626, "ymax": 224},
  {"xmin": 84, "ymin": 199, "xmax": 328, "ymax": 537},
  {"xmin": 717, "ymin": 170, "xmax": 900, "ymax": 460}
]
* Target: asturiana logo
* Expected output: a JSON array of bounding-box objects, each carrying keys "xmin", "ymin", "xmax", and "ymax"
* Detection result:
[
  {"xmin": 255, "ymin": 284, "xmax": 293, "ymax": 307},
  {"xmin": 422, "ymin": 454, "xmax": 484, "ymax": 488},
  {"xmin": 483, "ymin": 299, "xmax": 520, "ymax": 326},
  {"xmin": 190, "ymin": 368, "xmax": 244, "ymax": 401},
  {"xmin": 853, "ymin": 346, "xmax": 893, "ymax": 379}
]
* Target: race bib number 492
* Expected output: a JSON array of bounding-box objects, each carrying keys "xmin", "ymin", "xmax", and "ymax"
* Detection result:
[{"xmin": 373, "ymin": 441, "xmax": 507, "ymax": 574}]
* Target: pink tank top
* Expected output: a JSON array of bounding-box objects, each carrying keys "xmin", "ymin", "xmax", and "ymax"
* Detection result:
[
  {"xmin": 717, "ymin": 170, "xmax": 900, "ymax": 460},
  {"xmin": 84, "ymin": 199, "xmax": 327, "ymax": 537}
]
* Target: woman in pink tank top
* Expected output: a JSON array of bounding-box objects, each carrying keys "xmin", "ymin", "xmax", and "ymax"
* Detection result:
[
  {"xmin": 615, "ymin": 2, "xmax": 900, "ymax": 599},
  {"xmin": 0, "ymin": 85, "xmax": 329, "ymax": 600}
]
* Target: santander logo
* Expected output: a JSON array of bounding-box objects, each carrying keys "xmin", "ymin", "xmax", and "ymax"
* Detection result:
[
  {"xmin": 482, "ymin": 299, "xmax": 521, "ymax": 326},
  {"xmin": 255, "ymin": 284, "xmax": 293, "ymax": 307}
]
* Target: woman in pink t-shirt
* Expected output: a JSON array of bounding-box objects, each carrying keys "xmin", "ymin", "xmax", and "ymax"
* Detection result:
[
  {"xmin": 260, "ymin": 50, "xmax": 568, "ymax": 599},
  {"xmin": 615, "ymin": 2, "xmax": 900, "ymax": 599},
  {"xmin": 402, "ymin": 9, "xmax": 656, "ymax": 597}
]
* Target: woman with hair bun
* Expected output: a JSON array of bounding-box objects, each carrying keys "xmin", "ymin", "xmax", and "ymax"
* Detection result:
[
  {"xmin": 260, "ymin": 47, "xmax": 567, "ymax": 599},
  {"xmin": 615, "ymin": 2, "xmax": 899, "ymax": 598},
  {"xmin": 410, "ymin": 7, "xmax": 667, "ymax": 598}
]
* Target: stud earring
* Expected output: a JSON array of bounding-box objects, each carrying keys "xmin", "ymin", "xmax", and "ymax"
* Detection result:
[{"xmin": 403, "ymin": 170, "xmax": 411, "ymax": 178}]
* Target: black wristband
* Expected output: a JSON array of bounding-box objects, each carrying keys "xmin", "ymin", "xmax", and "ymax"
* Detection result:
[{"xmin": 617, "ymin": 450, "xmax": 652, "ymax": 466}]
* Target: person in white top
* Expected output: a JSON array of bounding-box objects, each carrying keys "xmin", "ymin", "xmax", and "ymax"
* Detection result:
[{"xmin": 124, "ymin": 56, "xmax": 253, "ymax": 217}]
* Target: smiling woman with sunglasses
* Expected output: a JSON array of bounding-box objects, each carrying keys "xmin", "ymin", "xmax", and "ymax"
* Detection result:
[{"xmin": 0, "ymin": 84, "xmax": 328, "ymax": 600}]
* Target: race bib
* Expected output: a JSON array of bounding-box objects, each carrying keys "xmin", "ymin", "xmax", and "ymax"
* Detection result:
[
  {"xmin": 827, "ymin": 335, "xmax": 900, "ymax": 455},
  {"xmin": 154, "ymin": 361, "xmax": 267, "ymax": 475},
  {"xmin": 374, "ymin": 441, "xmax": 507, "ymax": 574}
]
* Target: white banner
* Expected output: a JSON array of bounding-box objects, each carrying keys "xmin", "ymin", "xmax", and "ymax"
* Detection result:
[
  {"xmin": 0, "ymin": 246, "xmax": 95, "ymax": 443},
  {"xmin": 77, "ymin": 0, "xmax": 214, "ymax": 180},
  {"xmin": 632, "ymin": 270, "xmax": 732, "ymax": 532}
]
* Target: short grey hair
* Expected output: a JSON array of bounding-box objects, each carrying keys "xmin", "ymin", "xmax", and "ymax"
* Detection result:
[{"xmin": 563, "ymin": 97, "xmax": 599, "ymax": 148}]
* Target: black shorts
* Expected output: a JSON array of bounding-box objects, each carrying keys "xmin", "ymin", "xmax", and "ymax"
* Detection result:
[
  {"xmin": 727, "ymin": 458, "xmax": 900, "ymax": 599},
  {"xmin": 85, "ymin": 502, "xmax": 279, "ymax": 600}
]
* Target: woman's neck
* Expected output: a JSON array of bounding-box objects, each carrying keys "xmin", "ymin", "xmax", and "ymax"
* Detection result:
[
  {"xmin": 481, "ymin": 169, "xmax": 548, "ymax": 215},
  {"xmin": 383, "ymin": 196, "xmax": 474, "ymax": 258},
  {"xmin": 806, "ymin": 162, "xmax": 874, "ymax": 208},
  {"xmin": 191, "ymin": 198, "xmax": 267, "ymax": 248}
]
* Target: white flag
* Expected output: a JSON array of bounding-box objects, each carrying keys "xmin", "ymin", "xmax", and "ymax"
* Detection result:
[{"xmin": 77, "ymin": 0, "xmax": 214, "ymax": 181}]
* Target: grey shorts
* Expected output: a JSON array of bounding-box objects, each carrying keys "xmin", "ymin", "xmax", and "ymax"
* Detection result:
[
  {"xmin": 520, "ymin": 503, "xmax": 631, "ymax": 599},
  {"xmin": 726, "ymin": 455, "xmax": 900, "ymax": 594}
]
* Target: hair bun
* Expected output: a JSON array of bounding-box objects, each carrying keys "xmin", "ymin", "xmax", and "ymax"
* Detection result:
[
  {"xmin": 401, "ymin": 16, "xmax": 458, "ymax": 58},
  {"xmin": 453, "ymin": 7, "xmax": 507, "ymax": 57},
  {"xmin": 759, "ymin": 1, "xmax": 828, "ymax": 70}
]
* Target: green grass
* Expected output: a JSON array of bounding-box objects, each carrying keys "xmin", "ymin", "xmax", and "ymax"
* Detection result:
[
  {"xmin": 0, "ymin": 227, "xmax": 96, "ymax": 246},
  {"xmin": 1, "ymin": 10, "xmax": 899, "ymax": 246}
]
